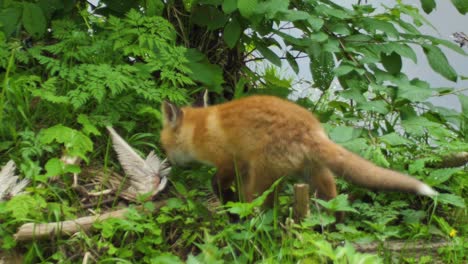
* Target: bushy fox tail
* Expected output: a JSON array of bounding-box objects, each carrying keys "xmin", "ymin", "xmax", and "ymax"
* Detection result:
[{"xmin": 316, "ymin": 139, "xmax": 438, "ymax": 196}]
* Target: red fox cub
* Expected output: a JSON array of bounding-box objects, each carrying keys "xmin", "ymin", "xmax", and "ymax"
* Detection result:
[{"xmin": 160, "ymin": 95, "xmax": 437, "ymax": 205}]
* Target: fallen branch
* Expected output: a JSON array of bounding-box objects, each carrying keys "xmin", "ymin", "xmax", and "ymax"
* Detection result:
[
  {"xmin": 354, "ymin": 239, "xmax": 450, "ymax": 253},
  {"xmin": 427, "ymin": 152, "xmax": 468, "ymax": 168},
  {"xmin": 14, "ymin": 200, "xmax": 167, "ymax": 241}
]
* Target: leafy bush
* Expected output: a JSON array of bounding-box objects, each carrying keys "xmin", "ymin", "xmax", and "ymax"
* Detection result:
[{"xmin": 0, "ymin": 0, "xmax": 466, "ymax": 263}]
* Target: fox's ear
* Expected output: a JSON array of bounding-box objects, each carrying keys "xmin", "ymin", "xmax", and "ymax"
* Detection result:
[
  {"xmin": 162, "ymin": 101, "xmax": 183, "ymax": 128},
  {"xmin": 192, "ymin": 89, "xmax": 210, "ymax": 108}
]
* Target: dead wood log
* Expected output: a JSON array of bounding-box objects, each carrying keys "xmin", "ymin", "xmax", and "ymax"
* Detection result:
[
  {"xmin": 14, "ymin": 200, "xmax": 166, "ymax": 241},
  {"xmin": 427, "ymin": 152, "xmax": 468, "ymax": 168},
  {"xmin": 354, "ymin": 240, "xmax": 450, "ymax": 253}
]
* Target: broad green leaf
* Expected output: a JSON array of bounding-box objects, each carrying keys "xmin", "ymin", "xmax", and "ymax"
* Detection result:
[
  {"xmin": 387, "ymin": 43, "xmax": 417, "ymax": 63},
  {"xmin": 381, "ymin": 52, "xmax": 402, "ymax": 75},
  {"xmin": 323, "ymin": 39, "xmax": 340, "ymax": 53},
  {"xmin": 334, "ymin": 64, "xmax": 355, "ymax": 76},
  {"xmin": 0, "ymin": 8, "xmax": 22, "ymax": 37},
  {"xmin": 238, "ymin": 0, "xmax": 257, "ymax": 18},
  {"xmin": 421, "ymin": 0, "xmax": 436, "ymax": 14},
  {"xmin": 192, "ymin": 5, "xmax": 228, "ymax": 30},
  {"xmin": 427, "ymin": 168, "xmax": 459, "ymax": 185},
  {"xmin": 451, "ymin": 0, "xmax": 468, "ymax": 14},
  {"xmin": 256, "ymin": 0, "xmax": 288, "ymax": 19},
  {"xmin": 402, "ymin": 116, "xmax": 452, "ymax": 138},
  {"xmin": 222, "ymin": 0, "xmax": 237, "ymax": 13},
  {"xmin": 341, "ymin": 88, "xmax": 366, "ymax": 104},
  {"xmin": 188, "ymin": 61, "xmax": 224, "ymax": 93},
  {"xmin": 397, "ymin": 84, "xmax": 433, "ymax": 102},
  {"xmin": 286, "ymin": 52, "xmax": 299, "ymax": 74},
  {"xmin": 307, "ymin": 15, "xmax": 324, "ymax": 31},
  {"xmin": 358, "ymin": 101, "xmax": 389, "ymax": 114},
  {"xmin": 44, "ymin": 158, "xmax": 81, "ymax": 178},
  {"xmin": 328, "ymin": 126, "xmax": 361, "ymax": 143},
  {"xmin": 39, "ymin": 124, "xmax": 93, "ymax": 161},
  {"xmin": 379, "ymin": 133, "xmax": 411, "ymax": 146},
  {"xmin": 315, "ymin": 4, "xmax": 352, "ymax": 19},
  {"xmin": 417, "ymin": 34, "xmax": 467, "ymax": 55},
  {"xmin": 283, "ymin": 10, "xmax": 310, "ymax": 21},
  {"xmin": 437, "ymin": 193, "xmax": 466, "ymax": 208},
  {"xmin": 145, "ymin": 0, "xmax": 164, "ymax": 16},
  {"xmin": 310, "ymin": 32, "xmax": 328, "ymax": 42},
  {"xmin": 256, "ymin": 44, "xmax": 282, "ymax": 67},
  {"xmin": 423, "ymin": 45, "xmax": 458, "ymax": 82},
  {"xmin": 329, "ymin": 22, "xmax": 350, "ymax": 36},
  {"xmin": 22, "ymin": 3, "xmax": 47, "ymax": 38},
  {"xmin": 275, "ymin": 31, "xmax": 312, "ymax": 47},
  {"xmin": 361, "ymin": 18, "xmax": 398, "ymax": 39},
  {"xmin": 223, "ymin": 18, "xmax": 241, "ymax": 48},
  {"xmin": 313, "ymin": 194, "xmax": 358, "ymax": 213}
]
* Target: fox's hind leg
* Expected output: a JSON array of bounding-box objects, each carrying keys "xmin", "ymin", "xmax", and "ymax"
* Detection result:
[{"xmin": 308, "ymin": 164, "xmax": 337, "ymax": 200}]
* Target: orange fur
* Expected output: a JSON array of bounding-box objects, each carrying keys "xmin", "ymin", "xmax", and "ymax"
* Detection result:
[{"xmin": 160, "ymin": 96, "xmax": 437, "ymax": 204}]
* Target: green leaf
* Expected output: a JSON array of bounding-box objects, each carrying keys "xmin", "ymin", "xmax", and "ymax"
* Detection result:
[
  {"xmin": 256, "ymin": 44, "xmax": 282, "ymax": 67},
  {"xmin": 6, "ymin": 195, "xmax": 47, "ymax": 220},
  {"xmin": 427, "ymin": 168, "xmax": 459, "ymax": 185},
  {"xmin": 0, "ymin": 7, "xmax": 22, "ymax": 37},
  {"xmin": 313, "ymin": 194, "xmax": 358, "ymax": 213},
  {"xmin": 361, "ymin": 18, "xmax": 399, "ymax": 39},
  {"xmin": 22, "ymin": 3, "xmax": 47, "ymax": 38},
  {"xmin": 77, "ymin": 114, "xmax": 100, "ymax": 136},
  {"xmin": 223, "ymin": 18, "xmax": 241, "ymax": 48},
  {"xmin": 283, "ymin": 10, "xmax": 310, "ymax": 21},
  {"xmin": 307, "ymin": 15, "xmax": 324, "ymax": 31},
  {"xmin": 437, "ymin": 193, "xmax": 466, "ymax": 208},
  {"xmin": 238, "ymin": 0, "xmax": 257, "ymax": 18},
  {"xmin": 451, "ymin": 0, "xmax": 468, "ymax": 14},
  {"xmin": 192, "ymin": 5, "xmax": 228, "ymax": 30},
  {"xmin": 397, "ymin": 83, "xmax": 433, "ymax": 102},
  {"xmin": 379, "ymin": 133, "xmax": 411, "ymax": 146},
  {"xmin": 145, "ymin": 0, "xmax": 164, "ymax": 16},
  {"xmin": 39, "ymin": 124, "xmax": 93, "ymax": 161},
  {"xmin": 328, "ymin": 126, "xmax": 361, "ymax": 143},
  {"xmin": 309, "ymin": 32, "xmax": 328, "ymax": 42},
  {"xmin": 381, "ymin": 52, "xmax": 402, "ymax": 75},
  {"xmin": 286, "ymin": 52, "xmax": 299, "ymax": 74},
  {"xmin": 357, "ymin": 101, "xmax": 389, "ymax": 114},
  {"xmin": 421, "ymin": 0, "xmax": 436, "ymax": 14},
  {"xmin": 222, "ymin": 0, "xmax": 237, "ymax": 13},
  {"xmin": 333, "ymin": 64, "xmax": 355, "ymax": 76},
  {"xmin": 387, "ymin": 43, "xmax": 417, "ymax": 63},
  {"xmin": 187, "ymin": 61, "xmax": 224, "ymax": 93},
  {"xmin": 423, "ymin": 45, "xmax": 458, "ymax": 82}
]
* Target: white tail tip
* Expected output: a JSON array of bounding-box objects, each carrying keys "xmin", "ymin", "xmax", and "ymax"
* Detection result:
[{"xmin": 418, "ymin": 184, "xmax": 438, "ymax": 196}]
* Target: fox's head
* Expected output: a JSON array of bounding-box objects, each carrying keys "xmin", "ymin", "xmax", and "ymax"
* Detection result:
[{"xmin": 160, "ymin": 101, "xmax": 196, "ymax": 166}]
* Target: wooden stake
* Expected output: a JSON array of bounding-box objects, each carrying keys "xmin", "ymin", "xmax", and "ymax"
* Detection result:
[{"xmin": 293, "ymin": 183, "xmax": 310, "ymax": 222}]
